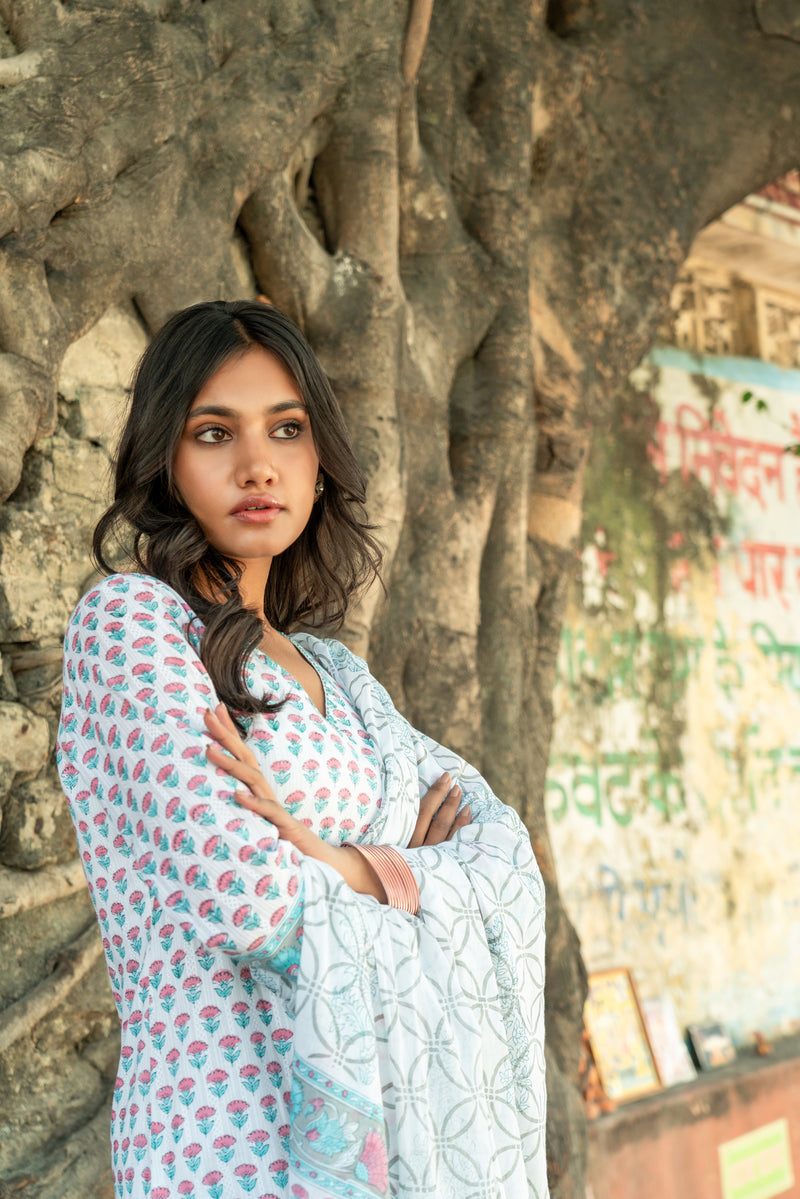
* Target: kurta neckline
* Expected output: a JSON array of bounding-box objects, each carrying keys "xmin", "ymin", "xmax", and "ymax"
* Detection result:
[{"xmin": 253, "ymin": 636, "xmax": 330, "ymax": 721}]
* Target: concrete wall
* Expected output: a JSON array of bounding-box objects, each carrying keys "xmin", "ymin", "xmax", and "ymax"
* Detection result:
[{"xmin": 547, "ymin": 346, "xmax": 800, "ymax": 1046}]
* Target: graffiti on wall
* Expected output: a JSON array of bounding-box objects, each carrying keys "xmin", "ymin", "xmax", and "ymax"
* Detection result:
[
  {"xmin": 547, "ymin": 353, "xmax": 800, "ymax": 1043},
  {"xmin": 549, "ymin": 621, "xmax": 800, "ymax": 827}
]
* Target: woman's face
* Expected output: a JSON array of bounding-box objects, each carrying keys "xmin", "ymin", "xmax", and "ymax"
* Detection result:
[{"xmin": 172, "ymin": 347, "xmax": 320, "ymax": 572}]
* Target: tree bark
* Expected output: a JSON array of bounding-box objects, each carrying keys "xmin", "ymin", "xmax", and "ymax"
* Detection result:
[{"xmin": 1, "ymin": 1, "xmax": 800, "ymax": 1195}]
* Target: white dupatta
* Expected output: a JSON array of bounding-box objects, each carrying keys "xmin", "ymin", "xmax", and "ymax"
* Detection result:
[{"xmin": 266, "ymin": 636, "xmax": 548, "ymax": 1199}]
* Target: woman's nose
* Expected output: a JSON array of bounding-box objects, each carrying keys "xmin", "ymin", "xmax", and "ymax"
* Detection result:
[{"xmin": 235, "ymin": 435, "xmax": 277, "ymax": 487}]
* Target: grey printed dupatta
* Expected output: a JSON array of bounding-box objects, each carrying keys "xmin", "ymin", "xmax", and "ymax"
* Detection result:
[{"xmin": 271, "ymin": 636, "xmax": 548, "ymax": 1199}]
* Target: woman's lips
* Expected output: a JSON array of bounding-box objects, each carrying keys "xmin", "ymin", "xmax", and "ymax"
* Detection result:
[
  {"xmin": 231, "ymin": 505, "xmax": 282, "ymax": 524},
  {"xmin": 230, "ymin": 494, "xmax": 283, "ymax": 522}
]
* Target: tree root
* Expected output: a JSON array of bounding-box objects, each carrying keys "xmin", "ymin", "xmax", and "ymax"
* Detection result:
[
  {"xmin": 402, "ymin": 0, "xmax": 434, "ymax": 83},
  {"xmin": 0, "ymin": 924, "xmax": 102, "ymax": 1055},
  {"xmin": 0, "ymin": 860, "xmax": 87, "ymax": 920},
  {"xmin": 9, "ymin": 648, "xmax": 64, "ymax": 673}
]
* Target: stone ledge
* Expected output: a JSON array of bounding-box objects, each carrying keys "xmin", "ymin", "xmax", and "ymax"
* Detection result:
[{"xmin": 587, "ymin": 1035, "xmax": 800, "ymax": 1199}]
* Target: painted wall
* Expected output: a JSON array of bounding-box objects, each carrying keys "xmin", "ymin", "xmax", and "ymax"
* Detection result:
[{"xmin": 547, "ymin": 346, "xmax": 800, "ymax": 1046}]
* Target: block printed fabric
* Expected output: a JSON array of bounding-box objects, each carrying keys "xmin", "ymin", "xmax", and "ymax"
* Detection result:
[{"xmin": 57, "ymin": 574, "xmax": 548, "ymax": 1199}]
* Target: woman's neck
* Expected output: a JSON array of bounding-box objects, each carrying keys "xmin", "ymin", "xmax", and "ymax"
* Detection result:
[
  {"xmin": 235, "ymin": 558, "xmax": 272, "ymax": 624},
  {"xmin": 192, "ymin": 557, "xmax": 272, "ymax": 627}
]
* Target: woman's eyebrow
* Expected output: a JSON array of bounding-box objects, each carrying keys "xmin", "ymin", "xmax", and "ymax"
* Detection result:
[{"xmin": 186, "ymin": 400, "xmax": 307, "ymax": 419}]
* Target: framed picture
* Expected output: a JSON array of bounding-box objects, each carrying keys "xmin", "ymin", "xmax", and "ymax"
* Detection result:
[
  {"xmin": 584, "ymin": 969, "xmax": 662, "ymax": 1103},
  {"xmin": 640, "ymin": 994, "xmax": 697, "ymax": 1086},
  {"xmin": 687, "ymin": 1021, "xmax": 736, "ymax": 1070}
]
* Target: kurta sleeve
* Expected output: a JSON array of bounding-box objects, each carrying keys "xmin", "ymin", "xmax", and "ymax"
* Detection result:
[{"xmin": 57, "ymin": 574, "xmax": 304, "ymax": 975}]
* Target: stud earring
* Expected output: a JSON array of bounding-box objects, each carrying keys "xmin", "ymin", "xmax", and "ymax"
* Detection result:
[{"xmin": 315, "ymin": 479, "xmax": 324, "ymax": 495}]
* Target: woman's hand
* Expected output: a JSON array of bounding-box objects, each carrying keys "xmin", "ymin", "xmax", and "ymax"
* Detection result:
[
  {"xmin": 408, "ymin": 773, "xmax": 471, "ymax": 848},
  {"xmin": 203, "ymin": 704, "xmax": 388, "ymax": 902},
  {"xmin": 204, "ymin": 705, "xmax": 321, "ymax": 855}
]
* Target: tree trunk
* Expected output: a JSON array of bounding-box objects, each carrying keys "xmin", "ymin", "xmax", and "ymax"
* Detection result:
[{"xmin": 1, "ymin": 1, "xmax": 800, "ymax": 1195}]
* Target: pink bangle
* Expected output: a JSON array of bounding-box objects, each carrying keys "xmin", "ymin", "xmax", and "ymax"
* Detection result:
[{"xmin": 346, "ymin": 843, "xmax": 420, "ymax": 915}]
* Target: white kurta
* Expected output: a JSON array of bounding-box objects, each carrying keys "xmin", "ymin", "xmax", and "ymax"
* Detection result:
[{"xmin": 57, "ymin": 573, "xmax": 548, "ymax": 1199}]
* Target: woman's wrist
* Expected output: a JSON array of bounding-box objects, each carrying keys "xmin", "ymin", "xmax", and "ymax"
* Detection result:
[
  {"xmin": 339, "ymin": 845, "xmax": 389, "ymax": 903},
  {"xmin": 309, "ymin": 842, "xmax": 388, "ymax": 903}
]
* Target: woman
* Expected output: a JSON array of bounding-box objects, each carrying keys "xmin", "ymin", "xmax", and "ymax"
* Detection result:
[{"xmin": 57, "ymin": 300, "xmax": 547, "ymax": 1199}]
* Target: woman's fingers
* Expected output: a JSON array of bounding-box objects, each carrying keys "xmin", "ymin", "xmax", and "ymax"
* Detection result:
[
  {"xmin": 203, "ymin": 705, "xmax": 258, "ymax": 767},
  {"xmin": 234, "ymin": 789, "xmax": 312, "ymax": 848},
  {"xmin": 418, "ymin": 773, "xmax": 452, "ymax": 818},
  {"xmin": 424, "ymin": 783, "xmax": 463, "ymax": 844},
  {"xmin": 221, "ymin": 760, "xmax": 275, "ymax": 803},
  {"xmin": 206, "ymin": 742, "xmax": 262, "ymax": 791},
  {"xmin": 408, "ymin": 773, "xmax": 452, "ymax": 847},
  {"xmin": 204, "ymin": 706, "xmax": 276, "ymax": 803},
  {"xmin": 408, "ymin": 773, "xmax": 472, "ymax": 847},
  {"xmin": 446, "ymin": 805, "xmax": 472, "ymax": 840},
  {"xmin": 234, "ymin": 788, "xmax": 278, "ymax": 818},
  {"xmin": 203, "ymin": 707, "xmax": 317, "ymax": 852}
]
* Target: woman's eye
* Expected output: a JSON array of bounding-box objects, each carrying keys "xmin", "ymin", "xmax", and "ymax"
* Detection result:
[
  {"xmin": 273, "ymin": 421, "xmax": 303, "ymax": 439},
  {"xmin": 195, "ymin": 426, "xmax": 231, "ymax": 443}
]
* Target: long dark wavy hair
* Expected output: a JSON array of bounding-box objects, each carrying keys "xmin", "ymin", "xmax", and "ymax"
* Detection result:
[{"xmin": 93, "ymin": 300, "xmax": 382, "ymax": 720}]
